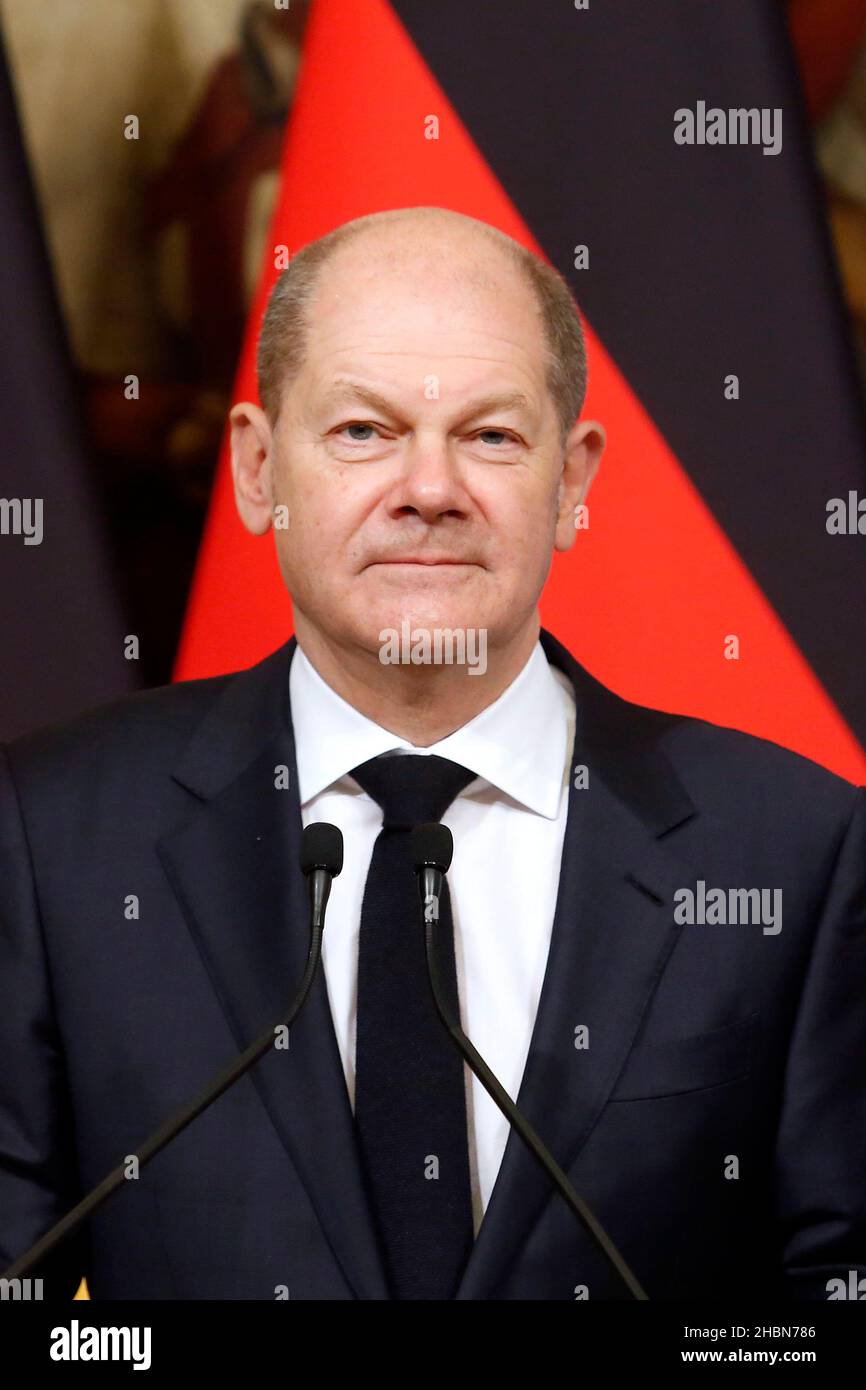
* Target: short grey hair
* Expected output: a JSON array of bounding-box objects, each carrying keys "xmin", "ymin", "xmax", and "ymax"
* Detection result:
[{"xmin": 256, "ymin": 208, "xmax": 588, "ymax": 444}]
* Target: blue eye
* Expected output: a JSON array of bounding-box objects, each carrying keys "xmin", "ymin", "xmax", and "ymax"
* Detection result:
[
  {"xmin": 343, "ymin": 423, "xmax": 377, "ymax": 441},
  {"xmin": 477, "ymin": 430, "xmax": 511, "ymax": 445}
]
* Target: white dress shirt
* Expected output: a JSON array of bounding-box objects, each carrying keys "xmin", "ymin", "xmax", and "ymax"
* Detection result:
[{"xmin": 289, "ymin": 638, "xmax": 576, "ymax": 1234}]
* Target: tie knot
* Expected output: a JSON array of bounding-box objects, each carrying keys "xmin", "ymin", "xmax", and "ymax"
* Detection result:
[{"xmin": 349, "ymin": 752, "xmax": 477, "ymax": 829}]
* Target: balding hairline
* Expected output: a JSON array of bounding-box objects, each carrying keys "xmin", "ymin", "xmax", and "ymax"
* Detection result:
[{"xmin": 256, "ymin": 208, "xmax": 588, "ymax": 446}]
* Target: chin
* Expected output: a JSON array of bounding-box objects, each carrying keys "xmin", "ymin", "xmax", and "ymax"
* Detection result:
[
  {"xmin": 360, "ymin": 570, "xmax": 485, "ymax": 619},
  {"xmin": 354, "ymin": 606, "xmax": 500, "ymax": 653}
]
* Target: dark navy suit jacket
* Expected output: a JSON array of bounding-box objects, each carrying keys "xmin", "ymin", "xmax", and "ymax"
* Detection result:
[{"xmin": 1, "ymin": 628, "xmax": 864, "ymax": 1299}]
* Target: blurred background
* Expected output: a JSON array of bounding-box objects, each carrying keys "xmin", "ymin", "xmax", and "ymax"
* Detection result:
[
  {"xmin": 1, "ymin": 0, "xmax": 312, "ymax": 690},
  {"xmin": 1, "ymin": 0, "xmax": 865, "ymax": 783}
]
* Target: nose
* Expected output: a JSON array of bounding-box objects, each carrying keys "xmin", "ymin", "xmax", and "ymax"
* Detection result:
[{"xmin": 385, "ymin": 432, "xmax": 471, "ymax": 522}]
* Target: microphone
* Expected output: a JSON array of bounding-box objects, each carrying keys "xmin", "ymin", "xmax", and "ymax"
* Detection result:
[
  {"xmin": 410, "ymin": 823, "xmax": 649, "ymax": 1301},
  {"xmin": 301, "ymin": 820, "xmax": 344, "ymax": 929},
  {"xmin": 2, "ymin": 822, "xmax": 343, "ymax": 1283}
]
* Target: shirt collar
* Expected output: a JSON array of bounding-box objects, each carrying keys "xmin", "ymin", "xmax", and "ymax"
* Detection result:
[{"xmin": 290, "ymin": 637, "xmax": 573, "ymax": 819}]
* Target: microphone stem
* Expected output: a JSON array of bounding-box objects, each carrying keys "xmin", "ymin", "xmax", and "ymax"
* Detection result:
[
  {"xmin": 3, "ymin": 923, "xmax": 325, "ymax": 1282},
  {"xmin": 424, "ymin": 915, "xmax": 649, "ymax": 1301}
]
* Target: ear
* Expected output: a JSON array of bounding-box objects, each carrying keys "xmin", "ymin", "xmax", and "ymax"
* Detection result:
[
  {"xmin": 229, "ymin": 401, "xmax": 276, "ymax": 536},
  {"xmin": 554, "ymin": 418, "xmax": 605, "ymax": 553}
]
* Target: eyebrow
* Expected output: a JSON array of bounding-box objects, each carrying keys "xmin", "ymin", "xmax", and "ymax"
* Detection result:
[{"xmin": 322, "ymin": 379, "xmax": 536, "ymax": 424}]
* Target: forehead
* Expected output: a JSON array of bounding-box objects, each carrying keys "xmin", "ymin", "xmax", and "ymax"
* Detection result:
[{"xmin": 303, "ymin": 236, "xmax": 547, "ymax": 378}]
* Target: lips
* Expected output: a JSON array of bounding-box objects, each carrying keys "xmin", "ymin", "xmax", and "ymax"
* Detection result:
[{"xmin": 369, "ymin": 557, "xmax": 472, "ymax": 566}]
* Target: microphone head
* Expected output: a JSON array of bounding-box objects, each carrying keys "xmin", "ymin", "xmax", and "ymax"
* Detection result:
[
  {"xmin": 300, "ymin": 822, "xmax": 344, "ymax": 878},
  {"xmin": 410, "ymin": 822, "xmax": 453, "ymax": 875}
]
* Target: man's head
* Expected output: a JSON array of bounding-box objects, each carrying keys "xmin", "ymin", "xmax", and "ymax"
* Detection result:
[{"xmin": 230, "ymin": 206, "xmax": 604, "ymax": 672}]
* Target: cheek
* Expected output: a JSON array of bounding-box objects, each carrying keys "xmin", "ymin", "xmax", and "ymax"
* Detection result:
[
  {"xmin": 275, "ymin": 479, "xmax": 371, "ymax": 588},
  {"xmin": 484, "ymin": 477, "xmax": 557, "ymax": 552},
  {"xmin": 277, "ymin": 460, "xmax": 331, "ymax": 541}
]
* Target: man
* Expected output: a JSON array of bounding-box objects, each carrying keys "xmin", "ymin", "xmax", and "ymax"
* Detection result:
[{"xmin": 1, "ymin": 207, "xmax": 864, "ymax": 1300}]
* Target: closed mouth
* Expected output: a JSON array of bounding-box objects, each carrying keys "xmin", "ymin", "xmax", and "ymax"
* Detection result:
[{"xmin": 369, "ymin": 558, "xmax": 474, "ymax": 566}]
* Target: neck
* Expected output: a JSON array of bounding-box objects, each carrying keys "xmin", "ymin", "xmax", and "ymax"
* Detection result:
[{"xmin": 293, "ymin": 612, "xmax": 541, "ymax": 747}]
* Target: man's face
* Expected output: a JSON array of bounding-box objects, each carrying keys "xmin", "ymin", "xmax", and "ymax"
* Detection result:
[{"xmin": 233, "ymin": 231, "xmax": 601, "ymax": 662}]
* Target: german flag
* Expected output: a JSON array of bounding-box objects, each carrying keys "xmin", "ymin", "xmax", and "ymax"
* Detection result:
[{"xmin": 176, "ymin": 0, "xmax": 866, "ymax": 784}]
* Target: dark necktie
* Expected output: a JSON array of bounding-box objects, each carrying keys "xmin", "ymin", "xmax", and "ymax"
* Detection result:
[{"xmin": 349, "ymin": 752, "xmax": 478, "ymax": 1299}]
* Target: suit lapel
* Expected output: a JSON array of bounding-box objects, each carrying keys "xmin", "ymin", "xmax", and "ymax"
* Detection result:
[
  {"xmin": 156, "ymin": 626, "xmax": 697, "ymax": 1302},
  {"xmin": 157, "ymin": 638, "xmax": 390, "ymax": 1300},
  {"xmin": 455, "ymin": 629, "xmax": 697, "ymax": 1299}
]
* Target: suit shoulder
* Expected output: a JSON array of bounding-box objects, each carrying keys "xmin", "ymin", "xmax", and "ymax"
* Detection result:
[
  {"xmin": 2, "ymin": 670, "xmax": 237, "ymax": 788},
  {"xmin": 648, "ymin": 700, "xmax": 862, "ymax": 819}
]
